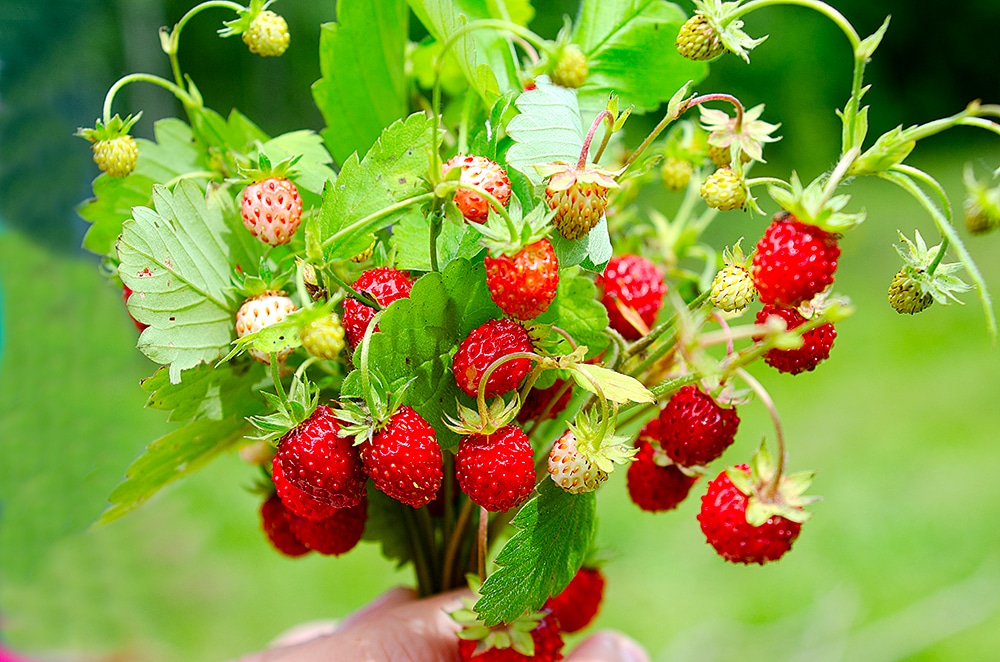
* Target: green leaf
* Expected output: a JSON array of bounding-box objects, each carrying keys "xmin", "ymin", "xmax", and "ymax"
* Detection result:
[
  {"xmin": 361, "ymin": 484, "xmax": 414, "ymax": 568},
  {"xmin": 190, "ymin": 107, "xmax": 269, "ymax": 152},
  {"xmin": 573, "ymin": 364, "xmax": 654, "ymax": 404},
  {"xmin": 78, "ymin": 119, "xmax": 207, "ymax": 257},
  {"xmin": 475, "ymin": 479, "xmax": 596, "ymax": 626},
  {"xmin": 408, "ymin": 0, "xmax": 502, "ymax": 100},
  {"xmin": 505, "ymin": 78, "xmax": 585, "ymax": 184},
  {"xmin": 261, "ymin": 130, "xmax": 336, "ymax": 198},
  {"xmin": 141, "ymin": 362, "xmax": 266, "ymax": 423},
  {"xmin": 117, "ymin": 180, "xmax": 267, "ymax": 383},
  {"xmin": 573, "ymin": 0, "xmax": 708, "ymax": 119},
  {"xmin": 318, "ymin": 113, "xmax": 437, "ymax": 261},
  {"xmin": 311, "ymin": 0, "xmax": 409, "ymax": 165},
  {"xmin": 95, "ymin": 415, "xmax": 256, "ymax": 525},
  {"xmin": 365, "ymin": 258, "xmax": 499, "ymax": 450},
  {"xmin": 537, "ymin": 271, "xmax": 608, "ymax": 356},
  {"xmin": 389, "ymin": 210, "xmax": 482, "ymax": 271}
]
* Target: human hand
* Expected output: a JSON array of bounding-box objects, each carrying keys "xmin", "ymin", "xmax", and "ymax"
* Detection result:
[{"xmin": 237, "ymin": 586, "xmax": 649, "ymax": 662}]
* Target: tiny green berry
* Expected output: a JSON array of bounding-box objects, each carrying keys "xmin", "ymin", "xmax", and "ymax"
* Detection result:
[
  {"xmin": 676, "ymin": 15, "xmax": 725, "ymax": 61},
  {"xmin": 243, "ymin": 10, "xmax": 290, "ymax": 57},
  {"xmin": 700, "ymin": 167, "xmax": 746, "ymax": 211}
]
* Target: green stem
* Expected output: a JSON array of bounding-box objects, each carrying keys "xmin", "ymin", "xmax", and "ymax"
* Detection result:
[
  {"xmin": 745, "ymin": 176, "xmax": 792, "ymax": 190},
  {"xmin": 443, "ymin": 497, "xmax": 474, "ymax": 590},
  {"xmin": 477, "ymin": 351, "xmax": 542, "ymax": 422},
  {"xmin": 358, "ymin": 311, "xmax": 383, "ymax": 416},
  {"xmin": 819, "ymin": 147, "xmax": 861, "ymax": 208},
  {"xmin": 579, "ymin": 111, "xmax": 613, "ymax": 170},
  {"xmin": 959, "ymin": 117, "xmax": 1000, "ymax": 139},
  {"xmin": 403, "ymin": 508, "xmax": 435, "ymax": 597},
  {"xmin": 731, "ymin": 0, "xmax": 861, "ymax": 50},
  {"xmin": 414, "ymin": 507, "xmax": 441, "ymax": 590},
  {"xmin": 321, "ymin": 192, "xmax": 435, "ymax": 250},
  {"xmin": 164, "ymin": 0, "xmax": 246, "ymax": 84},
  {"xmin": 102, "ymin": 73, "xmax": 195, "ymax": 124},
  {"xmin": 429, "ymin": 211, "xmax": 443, "ymax": 273},
  {"xmin": 477, "ymin": 506, "xmax": 489, "ymax": 584}
]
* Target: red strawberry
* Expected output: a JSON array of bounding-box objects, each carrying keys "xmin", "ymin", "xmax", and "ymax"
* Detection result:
[
  {"xmin": 596, "ymin": 255, "xmax": 666, "ymax": 340},
  {"xmin": 286, "ymin": 499, "xmax": 367, "ymax": 556},
  {"xmin": 456, "ymin": 425, "xmax": 535, "ymax": 512},
  {"xmin": 260, "ymin": 493, "xmax": 310, "ymax": 557},
  {"xmin": 272, "ymin": 405, "xmax": 367, "ymax": 514},
  {"xmin": 271, "ymin": 459, "xmax": 341, "ymax": 520},
  {"xmin": 241, "ymin": 176, "xmax": 303, "ymax": 246},
  {"xmin": 657, "ymin": 385, "xmax": 740, "ymax": 467},
  {"xmin": 122, "ymin": 284, "xmax": 148, "ymax": 332},
  {"xmin": 444, "ymin": 155, "xmax": 512, "ymax": 224},
  {"xmin": 457, "ymin": 613, "xmax": 564, "ymax": 662},
  {"xmin": 363, "ymin": 406, "xmax": 443, "ymax": 508},
  {"xmin": 516, "ymin": 380, "xmax": 572, "ymax": 424},
  {"xmin": 452, "ymin": 319, "xmax": 534, "ymax": 399},
  {"xmin": 627, "ymin": 420, "xmax": 698, "ymax": 512},
  {"xmin": 544, "ymin": 567, "xmax": 605, "ymax": 633},
  {"xmin": 697, "ymin": 465, "xmax": 802, "ymax": 565},
  {"xmin": 755, "ymin": 304, "xmax": 836, "ymax": 375},
  {"xmin": 485, "ymin": 239, "xmax": 560, "ymax": 321},
  {"xmin": 751, "ymin": 211, "xmax": 840, "ymax": 308},
  {"xmin": 342, "ymin": 267, "xmax": 413, "ymax": 349}
]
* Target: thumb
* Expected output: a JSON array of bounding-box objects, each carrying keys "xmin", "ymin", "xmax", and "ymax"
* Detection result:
[{"xmin": 564, "ymin": 631, "xmax": 649, "ymax": 662}]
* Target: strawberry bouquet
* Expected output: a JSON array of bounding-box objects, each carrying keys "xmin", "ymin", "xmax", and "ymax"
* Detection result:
[{"xmin": 76, "ymin": 0, "xmax": 1000, "ymax": 658}]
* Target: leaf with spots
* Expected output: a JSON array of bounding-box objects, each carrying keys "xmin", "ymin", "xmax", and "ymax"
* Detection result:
[{"xmin": 117, "ymin": 179, "xmax": 267, "ymax": 383}]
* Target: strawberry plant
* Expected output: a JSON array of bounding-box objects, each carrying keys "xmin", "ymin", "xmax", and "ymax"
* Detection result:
[{"xmin": 72, "ymin": 0, "xmax": 1000, "ymax": 657}]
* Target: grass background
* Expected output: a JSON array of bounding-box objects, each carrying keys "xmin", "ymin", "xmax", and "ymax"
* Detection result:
[{"xmin": 2, "ymin": 0, "xmax": 1000, "ymax": 660}]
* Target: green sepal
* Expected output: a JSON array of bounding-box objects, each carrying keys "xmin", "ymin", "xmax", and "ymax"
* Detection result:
[
  {"xmin": 219, "ymin": 0, "xmax": 272, "ymax": 38},
  {"xmin": 768, "ymin": 172, "xmax": 866, "ymax": 233},
  {"xmin": 76, "ymin": 113, "xmax": 142, "ymax": 143},
  {"xmin": 892, "ymin": 230, "xmax": 971, "ymax": 305},
  {"xmin": 245, "ymin": 372, "xmax": 319, "ymax": 445},
  {"xmin": 856, "ymin": 16, "xmax": 891, "ymax": 61},
  {"xmin": 443, "ymin": 395, "xmax": 520, "ymax": 436},
  {"xmin": 848, "ymin": 125, "xmax": 915, "ymax": 176},
  {"xmin": 692, "ymin": 0, "xmax": 768, "ymax": 63}
]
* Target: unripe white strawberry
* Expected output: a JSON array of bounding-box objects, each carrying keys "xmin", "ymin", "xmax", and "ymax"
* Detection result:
[
  {"xmin": 700, "ymin": 167, "xmax": 746, "ymax": 211},
  {"xmin": 547, "ymin": 431, "xmax": 608, "ymax": 494},
  {"xmin": 243, "ymin": 10, "xmax": 290, "ymax": 57},
  {"xmin": 235, "ymin": 291, "xmax": 297, "ymax": 364},
  {"xmin": 93, "ymin": 136, "xmax": 139, "ymax": 178},
  {"xmin": 711, "ymin": 244, "xmax": 757, "ymax": 312},
  {"xmin": 300, "ymin": 313, "xmax": 346, "ymax": 359}
]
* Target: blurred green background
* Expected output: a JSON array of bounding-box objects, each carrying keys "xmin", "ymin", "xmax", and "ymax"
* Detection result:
[{"xmin": 1, "ymin": 1, "xmax": 999, "ymax": 660}]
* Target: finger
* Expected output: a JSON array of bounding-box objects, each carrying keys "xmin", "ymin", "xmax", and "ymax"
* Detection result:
[
  {"xmin": 565, "ymin": 631, "xmax": 650, "ymax": 662},
  {"xmin": 336, "ymin": 586, "xmax": 418, "ymax": 630}
]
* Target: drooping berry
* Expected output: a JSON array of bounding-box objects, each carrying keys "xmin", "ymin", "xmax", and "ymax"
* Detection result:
[
  {"xmin": 596, "ymin": 255, "xmax": 666, "ymax": 340},
  {"xmin": 286, "ymin": 500, "xmax": 367, "ymax": 556},
  {"xmin": 235, "ymin": 290, "xmax": 297, "ymax": 364},
  {"xmin": 342, "ymin": 267, "xmax": 413, "ymax": 349},
  {"xmin": 92, "ymin": 135, "xmax": 139, "ymax": 178},
  {"xmin": 657, "ymin": 385, "xmax": 740, "ymax": 467},
  {"xmin": 363, "ymin": 406, "xmax": 443, "ymax": 508},
  {"xmin": 755, "ymin": 304, "xmax": 836, "ymax": 375},
  {"xmin": 751, "ymin": 212, "xmax": 841, "ymax": 308},
  {"xmin": 550, "ymin": 44, "xmax": 588, "ymax": 89},
  {"xmin": 444, "ymin": 155, "xmax": 512, "ymax": 224},
  {"xmin": 452, "ymin": 318, "xmax": 533, "ymax": 398},
  {"xmin": 544, "ymin": 566, "xmax": 605, "ymax": 633},
  {"xmin": 627, "ymin": 420, "xmax": 699, "ymax": 512},
  {"xmin": 661, "ymin": 156, "xmax": 694, "ymax": 191},
  {"xmin": 240, "ymin": 177, "xmax": 303, "ymax": 246},
  {"xmin": 456, "ymin": 425, "xmax": 535, "ymax": 512},
  {"xmin": 272, "ymin": 405, "xmax": 367, "ymax": 514},
  {"xmin": 887, "ymin": 268, "xmax": 933, "ymax": 315},
  {"xmin": 242, "ymin": 10, "xmax": 290, "ymax": 57},
  {"xmin": 300, "ymin": 313, "xmax": 346, "ymax": 359},
  {"xmin": 548, "ymin": 431, "xmax": 608, "ymax": 494},
  {"xmin": 697, "ymin": 465, "xmax": 802, "ymax": 565},
  {"xmin": 260, "ymin": 493, "xmax": 310, "ymax": 557},
  {"xmin": 700, "ymin": 167, "xmax": 746, "ymax": 211},
  {"xmin": 710, "ymin": 260, "xmax": 756, "ymax": 313},
  {"xmin": 676, "ymin": 15, "xmax": 725, "ymax": 61},
  {"xmin": 545, "ymin": 180, "xmax": 609, "ymax": 241},
  {"xmin": 485, "ymin": 239, "xmax": 559, "ymax": 321}
]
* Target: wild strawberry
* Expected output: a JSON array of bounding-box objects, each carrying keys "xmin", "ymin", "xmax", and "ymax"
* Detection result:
[
  {"xmin": 242, "ymin": 10, "xmax": 290, "ymax": 57},
  {"xmin": 700, "ymin": 167, "xmax": 746, "ymax": 211},
  {"xmin": 456, "ymin": 425, "xmax": 535, "ymax": 512},
  {"xmin": 596, "ymin": 255, "xmax": 666, "ymax": 340},
  {"xmin": 544, "ymin": 566, "xmax": 605, "ymax": 633},
  {"xmin": 235, "ymin": 290, "xmax": 297, "ymax": 364},
  {"xmin": 658, "ymin": 385, "xmax": 740, "ymax": 467},
  {"xmin": 363, "ymin": 406, "xmax": 443, "ymax": 508},
  {"xmin": 122, "ymin": 284, "xmax": 148, "ymax": 332},
  {"xmin": 241, "ymin": 177, "xmax": 303, "ymax": 246},
  {"xmin": 710, "ymin": 244, "xmax": 757, "ymax": 313},
  {"xmin": 540, "ymin": 161, "xmax": 619, "ymax": 241},
  {"xmin": 444, "ymin": 155, "xmax": 512, "ymax": 224},
  {"xmin": 550, "ymin": 44, "xmax": 588, "ymax": 89},
  {"xmin": 287, "ymin": 500, "xmax": 367, "ymax": 556},
  {"xmin": 547, "ymin": 431, "xmax": 608, "ymax": 494},
  {"xmin": 260, "ymin": 493, "xmax": 310, "ymax": 558},
  {"xmin": 661, "ymin": 156, "xmax": 694, "ymax": 191},
  {"xmin": 300, "ymin": 313, "xmax": 346, "ymax": 359},
  {"xmin": 457, "ymin": 612, "xmax": 564, "ymax": 662},
  {"xmin": 676, "ymin": 14, "xmax": 725, "ymax": 61},
  {"xmin": 697, "ymin": 464, "xmax": 802, "ymax": 565},
  {"xmin": 751, "ymin": 212, "xmax": 841, "ymax": 308},
  {"xmin": 452, "ymin": 319, "xmax": 533, "ymax": 399},
  {"xmin": 887, "ymin": 269, "xmax": 933, "ymax": 315},
  {"xmin": 485, "ymin": 239, "xmax": 559, "ymax": 321},
  {"xmin": 342, "ymin": 267, "xmax": 413, "ymax": 349},
  {"xmin": 271, "ymin": 458, "xmax": 342, "ymax": 520},
  {"xmin": 516, "ymin": 380, "xmax": 572, "ymax": 424},
  {"xmin": 627, "ymin": 421, "xmax": 698, "ymax": 512},
  {"xmin": 93, "ymin": 136, "xmax": 139, "ymax": 178},
  {"xmin": 272, "ymin": 405, "xmax": 367, "ymax": 514},
  {"xmin": 756, "ymin": 304, "xmax": 835, "ymax": 375}
]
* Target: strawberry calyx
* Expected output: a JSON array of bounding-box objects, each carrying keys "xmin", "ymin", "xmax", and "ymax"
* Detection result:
[
  {"xmin": 888, "ymin": 230, "xmax": 970, "ymax": 310},
  {"xmin": 725, "ymin": 442, "xmax": 818, "ymax": 526},
  {"xmin": 699, "ymin": 102, "xmax": 780, "ymax": 165},
  {"xmin": 444, "ymin": 396, "xmax": 520, "ymax": 437},
  {"xmin": 452, "ymin": 579, "xmax": 551, "ymax": 658},
  {"xmin": 219, "ymin": 0, "xmax": 282, "ymax": 41},
  {"xmin": 239, "ymin": 152, "xmax": 301, "ymax": 186},
  {"xmin": 247, "ymin": 372, "xmax": 320, "ymax": 445},
  {"xmin": 75, "ymin": 112, "xmax": 142, "ymax": 144},
  {"xmin": 535, "ymin": 161, "xmax": 621, "ymax": 195},
  {"xmin": 473, "ymin": 202, "xmax": 554, "ymax": 257},
  {"xmin": 687, "ymin": 0, "xmax": 768, "ymax": 63},
  {"xmin": 564, "ymin": 408, "xmax": 636, "ymax": 476},
  {"xmin": 768, "ymin": 172, "xmax": 866, "ymax": 233},
  {"xmin": 962, "ymin": 164, "xmax": 1000, "ymax": 234}
]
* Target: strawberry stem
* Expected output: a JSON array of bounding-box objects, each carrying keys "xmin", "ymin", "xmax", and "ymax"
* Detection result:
[
  {"xmin": 477, "ymin": 506, "xmax": 489, "ymax": 583},
  {"xmin": 578, "ymin": 111, "xmax": 613, "ymax": 169},
  {"xmin": 734, "ymin": 367, "xmax": 785, "ymax": 499},
  {"xmin": 102, "ymin": 74, "xmax": 195, "ymax": 125},
  {"xmin": 477, "ymin": 351, "xmax": 542, "ymax": 423},
  {"xmin": 321, "ymin": 192, "xmax": 436, "ymax": 251},
  {"xmin": 443, "ymin": 497, "xmax": 475, "ymax": 590},
  {"xmin": 403, "ymin": 507, "xmax": 435, "ymax": 597}
]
